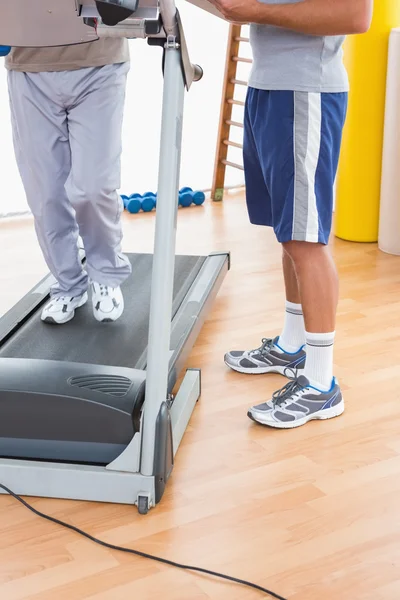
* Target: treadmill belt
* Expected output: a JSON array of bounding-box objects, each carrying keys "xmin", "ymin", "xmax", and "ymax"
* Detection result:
[{"xmin": 0, "ymin": 254, "xmax": 205, "ymax": 368}]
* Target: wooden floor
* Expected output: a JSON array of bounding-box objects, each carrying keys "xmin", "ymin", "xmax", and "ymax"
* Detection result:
[{"xmin": 1, "ymin": 192, "xmax": 400, "ymax": 600}]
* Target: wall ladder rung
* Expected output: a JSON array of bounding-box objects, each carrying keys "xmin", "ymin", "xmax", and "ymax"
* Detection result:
[
  {"xmin": 225, "ymin": 119, "xmax": 244, "ymax": 129},
  {"xmin": 222, "ymin": 159, "xmax": 244, "ymax": 171},
  {"xmin": 232, "ymin": 56, "xmax": 252, "ymax": 64},
  {"xmin": 227, "ymin": 98, "xmax": 245, "ymax": 107},
  {"xmin": 223, "ymin": 140, "xmax": 243, "ymax": 149}
]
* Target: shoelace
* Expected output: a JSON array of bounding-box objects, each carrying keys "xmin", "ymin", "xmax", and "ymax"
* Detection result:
[
  {"xmin": 52, "ymin": 296, "xmax": 72, "ymax": 304},
  {"xmin": 96, "ymin": 284, "xmax": 109, "ymax": 297},
  {"xmin": 249, "ymin": 337, "xmax": 275, "ymax": 357},
  {"xmin": 272, "ymin": 371, "xmax": 305, "ymax": 408}
]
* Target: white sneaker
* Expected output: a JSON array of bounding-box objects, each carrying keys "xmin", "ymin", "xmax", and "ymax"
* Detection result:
[
  {"xmin": 41, "ymin": 292, "xmax": 88, "ymax": 325},
  {"xmin": 91, "ymin": 282, "xmax": 124, "ymax": 323}
]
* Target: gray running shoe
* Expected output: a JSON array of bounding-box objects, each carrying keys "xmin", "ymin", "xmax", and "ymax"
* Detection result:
[
  {"xmin": 248, "ymin": 375, "xmax": 344, "ymax": 429},
  {"xmin": 224, "ymin": 337, "xmax": 305, "ymax": 375}
]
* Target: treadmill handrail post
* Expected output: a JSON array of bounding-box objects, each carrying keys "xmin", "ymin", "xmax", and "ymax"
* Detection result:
[
  {"xmin": 159, "ymin": 0, "xmax": 179, "ymax": 36},
  {"xmin": 140, "ymin": 37, "xmax": 185, "ymax": 478}
]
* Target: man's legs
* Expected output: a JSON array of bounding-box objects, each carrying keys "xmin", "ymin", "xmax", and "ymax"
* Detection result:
[
  {"xmin": 248, "ymin": 237, "xmax": 342, "ymax": 429},
  {"xmin": 225, "ymin": 88, "xmax": 307, "ymax": 377},
  {"xmin": 278, "ymin": 249, "xmax": 305, "ymax": 353},
  {"xmin": 282, "ymin": 249, "xmax": 300, "ymax": 305},
  {"xmin": 226, "ymin": 89, "xmax": 347, "ymax": 428},
  {"xmin": 65, "ymin": 62, "xmax": 131, "ymax": 322},
  {"xmin": 8, "ymin": 70, "xmax": 88, "ymax": 322},
  {"xmin": 283, "ymin": 241, "xmax": 338, "ymax": 390}
]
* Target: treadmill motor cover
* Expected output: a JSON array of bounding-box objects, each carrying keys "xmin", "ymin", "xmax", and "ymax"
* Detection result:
[{"xmin": 0, "ymin": 359, "xmax": 146, "ymax": 466}]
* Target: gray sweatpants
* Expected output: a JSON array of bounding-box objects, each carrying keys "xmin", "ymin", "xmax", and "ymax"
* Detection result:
[{"xmin": 8, "ymin": 62, "xmax": 132, "ymax": 297}]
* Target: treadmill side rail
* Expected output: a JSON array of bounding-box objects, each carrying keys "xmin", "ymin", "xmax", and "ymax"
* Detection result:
[
  {"xmin": 0, "ymin": 247, "xmax": 85, "ymax": 347},
  {"xmin": 168, "ymin": 252, "xmax": 229, "ymax": 392},
  {"xmin": 170, "ymin": 369, "xmax": 200, "ymax": 456},
  {"xmin": 0, "ymin": 459, "xmax": 155, "ymax": 506},
  {"xmin": 0, "ymin": 271, "xmax": 56, "ymax": 346}
]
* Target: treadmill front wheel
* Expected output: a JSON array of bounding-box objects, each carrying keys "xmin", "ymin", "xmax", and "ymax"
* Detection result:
[{"xmin": 138, "ymin": 495, "xmax": 150, "ymax": 515}]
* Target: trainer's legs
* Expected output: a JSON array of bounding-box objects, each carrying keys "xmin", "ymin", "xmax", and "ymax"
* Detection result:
[
  {"xmin": 277, "ymin": 248, "xmax": 306, "ymax": 353},
  {"xmin": 66, "ymin": 63, "xmax": 131, "ymax": 286},
  {"xmin": 7, "ymin": 70, "xmax": 87, "ymax": 297},
  {"xmin": 283, "ymin": 241, "xmax": 338, "ymax": 333},
  {"xmin": 282, "ymin": 249, "xmax": 300, "ymax": 305}
]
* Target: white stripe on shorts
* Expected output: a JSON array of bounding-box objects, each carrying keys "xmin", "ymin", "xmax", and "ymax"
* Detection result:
[{"xmin": 292, "ymin": 92, "xmax": 322, "ymax": 243}]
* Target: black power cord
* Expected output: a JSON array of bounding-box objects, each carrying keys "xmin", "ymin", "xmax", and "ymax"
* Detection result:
[{"xmin": 0, "ymin": 483, "xmax": 288, "ymax": 600}]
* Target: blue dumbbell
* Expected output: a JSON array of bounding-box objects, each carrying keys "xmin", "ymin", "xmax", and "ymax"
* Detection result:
[
  {"xmin": 141, "ymin": 192, "xmax": 156, "ymax": 211},
  {"xmin": 126, "ymin": 193, "xmax": 142, "ymax": 214},
  {"xmin": 141, "ymin": 196, "xmax": 156, "ymax": 212},
  {"xmin": 179, "ymin": 192, "xmax": 193, "ymax": 207},
  {"xmin": 0, "ymin": 46, "xmax": 11, "ymax": 57},
  {"xmin": 192, "ymin": 191, "xmax": 206, "ymax": 206},
  {"xmin": 178, "ymin": 187, "xmax": 193, "ymax": 206}
]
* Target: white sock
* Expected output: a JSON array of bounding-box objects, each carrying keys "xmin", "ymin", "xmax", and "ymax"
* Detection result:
[
  {"xmin": 304, "ymin": 331, "xmax": 335, "ymax": 391},
  {"xmin": 278, "ymin": 301, "xmax": 305, "ymax": 353}
]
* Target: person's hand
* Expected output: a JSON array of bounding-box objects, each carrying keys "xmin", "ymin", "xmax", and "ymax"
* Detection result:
[{"xmin": 207, "ymin": 0, "xmax": 261, "ymax": 23}]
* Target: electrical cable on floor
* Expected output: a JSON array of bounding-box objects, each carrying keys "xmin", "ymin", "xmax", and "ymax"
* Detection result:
[{"xmin": 0, "ymin": 483, "xmax": 287, "ymax": 600}]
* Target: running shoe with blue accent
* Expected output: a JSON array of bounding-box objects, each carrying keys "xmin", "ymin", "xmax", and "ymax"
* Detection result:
[
  {"xmin": 224, "ymin": 336, "xmax": 305, "ymax": 375},
  {"xmin": 248, "ymin": 375, "xmax": 344, "ymax": 429}
]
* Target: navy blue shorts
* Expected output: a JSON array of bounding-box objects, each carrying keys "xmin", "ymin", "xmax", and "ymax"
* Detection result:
[{"xmin": 243, "ymin": 89, "xmax": 348, "ymax": 244}]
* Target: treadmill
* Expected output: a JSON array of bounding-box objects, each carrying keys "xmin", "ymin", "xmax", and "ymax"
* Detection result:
[{"xmin": 0, "ymin": 0, "xmax": 229, "ymax": 514}]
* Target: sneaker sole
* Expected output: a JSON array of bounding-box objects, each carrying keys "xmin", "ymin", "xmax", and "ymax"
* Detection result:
[
  {"xmin": 42, "ymin": 314, "xmax": 75, "ymax": 325},
  {"xmin": 224, "ymin": 361, "xmax": 304, "ymax": 376},
  {"xmin": 247, "ymin": 400, "xmax": 345, "ymax": 429},
  {"xmin": 41, "ymin": 293, "xmax": 88, "ymax": 325}
]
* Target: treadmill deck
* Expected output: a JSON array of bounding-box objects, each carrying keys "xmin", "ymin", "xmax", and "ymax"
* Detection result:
[{"xmin": 0, "ymin": 254, "xmax": 205, "ymax": 368}]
